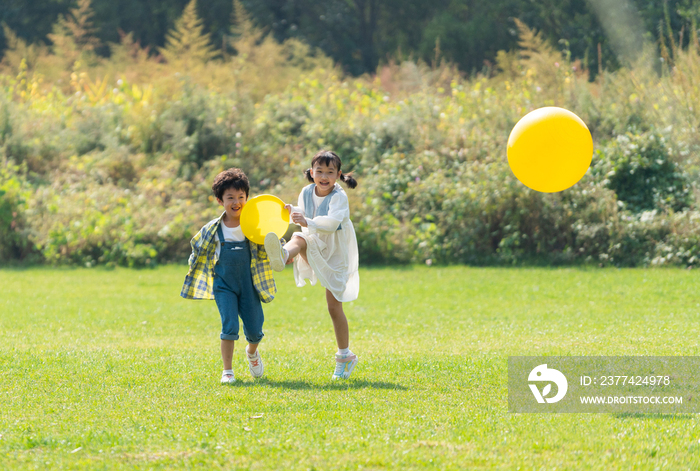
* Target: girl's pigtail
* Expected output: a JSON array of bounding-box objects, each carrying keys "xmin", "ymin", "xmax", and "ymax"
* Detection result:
[
  {"xmin": 340, "ymin": 172, "xmax": 358, "ymax": 189},
  {"xmin": 304, "ymin": 168, "xmax": 314, "ymax": 183}
]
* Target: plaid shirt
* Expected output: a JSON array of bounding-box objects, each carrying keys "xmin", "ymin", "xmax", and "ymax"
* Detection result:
[{"xmin": 180, "ymin": 212, "xmax": 278, "ymax": 303}]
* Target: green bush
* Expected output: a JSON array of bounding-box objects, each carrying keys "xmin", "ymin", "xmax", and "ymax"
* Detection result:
[
  {"xmin": 152, "ymin": 85, "xmax": 239, "ymax": 171},
  {"xmin": 596, "ymin": 132, "xmax": 693, "ymax": 213},
  {"xmin": 1, "ymin": 40, "xmax": 700, "ymax": 268},
  {"xmin": 355, "ymin": 149, "xmax": 620, "ymax": 266},
  {"xmin": 0, "ymin": 162, "xmax": 33, "ymax": 262}
]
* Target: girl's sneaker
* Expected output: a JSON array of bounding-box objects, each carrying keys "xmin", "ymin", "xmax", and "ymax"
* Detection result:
[
  {"xmin": 264, "ymin": 233, "xmax": 286, "ymax": 272},
  {"xmin": 331, "ymin": 352, "xmax": 358, "ymax": 380},
  {"xmin": 221, "ymin": 372, "xmax": 236, "ymax": 384},
  {"xmin": 247, "ymin": 350, "xmax": 264, "ymax": 378}
]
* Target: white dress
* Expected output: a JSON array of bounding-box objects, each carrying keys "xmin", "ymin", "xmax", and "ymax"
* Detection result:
[{"xmin": 291, "ymin": 183, "xmax": 360, "ymax": 302}]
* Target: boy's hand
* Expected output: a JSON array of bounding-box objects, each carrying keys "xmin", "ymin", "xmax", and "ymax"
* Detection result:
[{"xmin": 284, "ymin": 204, "xmax": 293, "ymax": 214}]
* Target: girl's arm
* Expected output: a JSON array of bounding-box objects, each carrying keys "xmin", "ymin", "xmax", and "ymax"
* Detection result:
[
  {"xmin": 284, "ymin": 204, "xmax": 303, "ymax": 214},
  {"xmin": 286, "ymin": 191, "xmax": 306, "ymax": 227},
  {"xmin": 283, "ymin": 191, "xmax": 305, "ymax": 218},
  {"xmin": 304, "ymin": 192, "xmax": 349, "ymax": 234}
]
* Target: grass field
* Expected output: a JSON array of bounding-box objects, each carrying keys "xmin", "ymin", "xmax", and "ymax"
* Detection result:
[{"xmin": 1, "ymin": 265, "xmax": 699, "ymax": 470}]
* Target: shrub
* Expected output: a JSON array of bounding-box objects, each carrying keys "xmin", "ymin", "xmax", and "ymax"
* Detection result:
[
  {"xmin": 0, "ymin": 161, "xmax": 34, "ymax": 262},
  {"xmin": 152, "ymin": 84, "xmax": 239, "ymax": 170},
  {"xmin": 596, "ymin": 132, "xmax": 693, "ymax": 213},
  {"xmin": 1, "ymin": 19, "xmax": 700, "ymax": 268}
]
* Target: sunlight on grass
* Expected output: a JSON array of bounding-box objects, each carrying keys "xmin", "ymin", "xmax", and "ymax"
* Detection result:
[{"xmin": 1, "ymin": 266, "xmax": 699, "ymax": 469}]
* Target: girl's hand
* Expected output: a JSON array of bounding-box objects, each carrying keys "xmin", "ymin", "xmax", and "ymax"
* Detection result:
[
  {"xmin": 291, "ymin": 212, "xmax": 308, "ymax": 227},
  {"xmin": 284, "ymin": 204, "xmax": 293, "ymax": 214}
]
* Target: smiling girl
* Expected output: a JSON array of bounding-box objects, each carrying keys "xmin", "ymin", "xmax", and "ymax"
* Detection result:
[{"xmin": 264, "ymin": 150, "xmax": 360, "ymax": 380}]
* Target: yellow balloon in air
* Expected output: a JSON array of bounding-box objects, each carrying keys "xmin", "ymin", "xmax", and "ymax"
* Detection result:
[{"xmin": 507, "ymin": 107, "xmax": 593, "ymax": 193}]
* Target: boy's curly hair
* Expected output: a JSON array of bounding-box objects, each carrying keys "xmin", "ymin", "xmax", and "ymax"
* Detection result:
[{"xmin": 212, "ymin": 168, "xmax": 250, "ymax": 200}]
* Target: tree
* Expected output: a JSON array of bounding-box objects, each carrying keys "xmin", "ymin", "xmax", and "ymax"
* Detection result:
[
  {"xmin": 418, "ymin": 0, "xmax": 523, "ymax": 74},
  {"xmin": 64, "ymin": 0, "xmax": 101, "ymax": 52},
  {"xmin": 44, "ymin": 0, "xmax": 101, "ymax": 69},
  {"xmin": 231, "ymin": 0, "xmax": 253, "ymax": 38},
  {"xmin": 3, "ymin": 0, "xmax": 700, "ymax": 77},
  {"xmin": 46, "ymin": 14, "xmax": 80, "ymax": 66},
  {"xmin": 228, "ymin": 0, "xmax": 262, "ymax": 57},
  {"xmin": 0, "ymin": 23, "xmax": 47, "ymax": 71},
  {"xmin": 353, "ymin": 0, "xmax": 378, "ymax": 73},
  {"xmin": 160, "ymin": 0, "xmax": 216, "ymax": 64}
]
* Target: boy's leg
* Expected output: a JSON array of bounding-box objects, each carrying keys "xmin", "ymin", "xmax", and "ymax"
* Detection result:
[
  {"xmin": 215, "ymin": 288, "xmax": 241, "ymax": 350},
  {"xmin": 213, "ymin": 277, "xmax": 241, "ymax": 383},
  {"xmin": 221, "ymin": 339, "xmax": 235, "ymax": 370},
  {"xmin": 239, "ymin": 279, "xmax": 265, "ymax": 378}
]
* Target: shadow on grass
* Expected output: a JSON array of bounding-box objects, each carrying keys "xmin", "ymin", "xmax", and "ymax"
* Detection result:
[
  {"xmin": 228, "ymin": 378, "xmax": 408, "ymax": 391},
  {"xmin": 613, "ymin": 412, "xmax": 696, "ymax": 420}
]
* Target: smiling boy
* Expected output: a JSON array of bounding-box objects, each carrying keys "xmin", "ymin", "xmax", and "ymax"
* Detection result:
[{"xmin": 181, "ymin": 168, "xmax": 279, "ymax": 384}]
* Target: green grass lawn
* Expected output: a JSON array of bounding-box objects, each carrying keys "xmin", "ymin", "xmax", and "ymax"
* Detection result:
[{"xmin": 1, "ymin": 265, "xmax": 699, "ymax": 469}]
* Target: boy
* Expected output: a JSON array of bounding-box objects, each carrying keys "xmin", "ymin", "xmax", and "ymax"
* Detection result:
[{"xmin": 181, "ymin": 168, "xmax": 279, "ymax": 384}]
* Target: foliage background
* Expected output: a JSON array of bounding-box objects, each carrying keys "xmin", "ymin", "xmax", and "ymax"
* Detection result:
[
  {"xmin": 1, "ymin": 0, "xmax": 699, "ymax": 268},
  {"xmin": 3, "ymin": 0, "xmax": 700, "ymax": 77}
]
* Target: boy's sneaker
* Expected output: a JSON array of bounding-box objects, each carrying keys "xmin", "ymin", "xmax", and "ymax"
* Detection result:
[
  {"xmin": 221, "ymin": 372, "xmax": 236, "ymax": 384},
  {"xmin": 331, "ymin": 352, "xmax": 358, "ymax": 380},
  {"xmin": 247, "ymin": 350, "xmax": 264, "ymax": 378},
  {"xmin": 264, "ymin": 233, "xmax": 286, "ymax": 272}
]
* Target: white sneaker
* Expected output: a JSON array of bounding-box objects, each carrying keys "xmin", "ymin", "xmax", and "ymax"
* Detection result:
[
  {"xmin": 247, "ymin": 350, "xmax": 264, "ymax": 378},
  {"xmin": 221, "ymin": 372, "xmax": 236, "ymax": 384},
  {"xmin": 264, "ymin": 233, "xmax": 286, "ymax": 272},
  {"xmin": 331, "ymin": 352, "xmax": 358, "ymax": 380}
]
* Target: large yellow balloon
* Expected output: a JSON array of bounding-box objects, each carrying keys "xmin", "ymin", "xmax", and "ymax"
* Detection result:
[
  {"xmin": 507, "ymin": 107, "xmax": 593, "ymax": 193},
  {"xmin": 240, "ymin": 195, "xmax": 289, "ymax": 245}
]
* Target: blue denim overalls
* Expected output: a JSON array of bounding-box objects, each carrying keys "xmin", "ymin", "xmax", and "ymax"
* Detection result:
[{"xmin": 213, "ymin": 222, "xmax": 264, "ymax": 343}]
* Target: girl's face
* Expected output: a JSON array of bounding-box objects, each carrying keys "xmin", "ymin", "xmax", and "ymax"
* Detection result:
[
  {"xmin": 217, "ymin": 187, "xmax": 247, "ymax": 223},
  {"xmin": 311, "ymin": 162, "xmax": 340, "ymax": 196}
]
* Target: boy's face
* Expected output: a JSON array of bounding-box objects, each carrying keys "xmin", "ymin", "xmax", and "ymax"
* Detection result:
[
  {"xmin": 310, "ymin": 162, "xmax": 340, "ymax": 197},
  {"xmin": 217, "ymin": 187, "xmax": 247, "ymax": 221}
]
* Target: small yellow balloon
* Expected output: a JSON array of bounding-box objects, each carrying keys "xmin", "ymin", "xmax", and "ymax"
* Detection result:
[{"xmin": 507, "ymin": 107, "xmax": 593, "ymax": 193}]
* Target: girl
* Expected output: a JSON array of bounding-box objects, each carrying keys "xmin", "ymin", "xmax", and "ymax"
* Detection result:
[{"xmin": 265, "ymin": 150, "xmax": 360, "ymax": 380}]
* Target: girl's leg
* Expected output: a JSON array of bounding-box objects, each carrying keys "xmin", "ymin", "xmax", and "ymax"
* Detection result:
[
  {"xmin": 221, "ymin": 339, "xmax": 235, "ymax": 370},
  {"xmin": 284, "ymin": 237, "xmax": 307, "ymax": 263},
  {"xmin": 325, "ymin": 289, "xmax": 349, "ymax": 349},
  {"xmin": 327, "ymin": 290, "xmax": 357, "ymax": 380}
]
